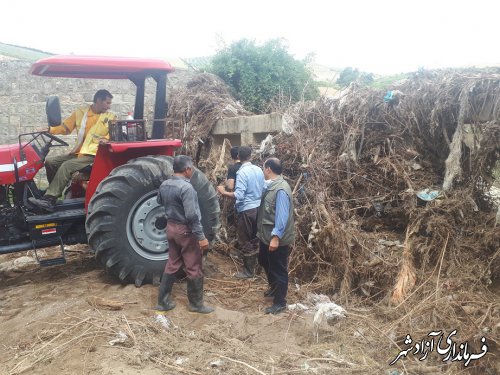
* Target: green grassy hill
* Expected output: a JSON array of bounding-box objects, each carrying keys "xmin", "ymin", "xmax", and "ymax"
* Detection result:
[{"xmin": 0, "ymin": 42, "xmax": 52, "ymax": 61}]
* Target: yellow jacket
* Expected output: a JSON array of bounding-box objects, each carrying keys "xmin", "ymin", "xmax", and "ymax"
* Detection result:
[{"xmin": 50, "ymin": 106, "xmax": 116, "ymax": 156}]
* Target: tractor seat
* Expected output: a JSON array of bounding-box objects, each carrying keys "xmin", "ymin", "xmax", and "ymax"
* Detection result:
[
  {"xmin": 71, "ymin": 164, "xmax": 93, "ymax": 182},
  {"xmin": 77, "ymin": 164, "xmax": 93, "ymax": 175},
  {"xmin": 68, "ymin": 164, "xmax": 93, "ymax": 198}
]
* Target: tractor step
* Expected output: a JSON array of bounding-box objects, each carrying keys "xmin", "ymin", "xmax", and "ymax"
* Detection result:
[
  {"xmin": 26, "ymin": 208, "xmax": 85, "ymax": 224},
  {"xmin": 33, "ymin": 237, "xmax": 67, "ymax": 267},
  {"xmin": 38, "ymin": 256, "xmax": 66, "ymax": 267}
]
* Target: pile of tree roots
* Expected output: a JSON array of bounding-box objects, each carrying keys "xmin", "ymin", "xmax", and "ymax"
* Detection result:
[
  {"xmin": 168, "ymin": 69, "xmax": 500, "ymax": 370},
  {"xmin": 271, "ymin": 69, "xmax": 500, "ymax": 305},
  {"xmin": 166, "ymin": 73, "xmax": 250, "ymax": 160}
]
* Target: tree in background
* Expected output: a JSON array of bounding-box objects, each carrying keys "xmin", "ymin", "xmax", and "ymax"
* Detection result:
[
  {"xmin": 336, "ymin": 67, "xmax": 374, "ymax": 87},
  {"xmin": 209, "ymin": 39, "xmax": 319, "ymax": 113}
]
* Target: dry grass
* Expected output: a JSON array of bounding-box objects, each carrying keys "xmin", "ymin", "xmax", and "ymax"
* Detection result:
[{"xmin": 156, "ymin": 68, "xmax": 500, "ymax": 373}]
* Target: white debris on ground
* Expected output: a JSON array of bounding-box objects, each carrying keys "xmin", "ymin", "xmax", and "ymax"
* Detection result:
[
  {"xmin": 210, "ymin": 359, "xmax": 224, "ymax": 368},
  {"xmin": 108, "ymin": 331, "xmax": 128, "ymax": 346},
  {"xmin": 0, "ymin": 255, "xmax": 37, "ymax": 272},
  {"xmin": 153, "ymin": 313, "xmax": 175, "ymax": 330},
  {"xmin": 174, "ymin": 357, "xmax": 189, "ymax": 365},
  {"xmin": 287, "ymin": 303, "xmax": 309, "ymax": 312},
  {"xmin": 288, "ymin": 293, "xmax": 347, "ymax": 327},
  {"xmin": 313, "ymin": 302, "xmax": 347, "ymax": 326}
]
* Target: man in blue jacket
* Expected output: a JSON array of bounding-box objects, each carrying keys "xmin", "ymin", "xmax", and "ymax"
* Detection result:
[{"xmin": 217, "ymin": 146, "xmax": 264, "ymax": 279}]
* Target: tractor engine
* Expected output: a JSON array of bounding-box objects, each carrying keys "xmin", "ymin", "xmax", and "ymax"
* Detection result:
[{"xmin": 0, "ymin": 203, "xmax": 29, "ymax": 246}]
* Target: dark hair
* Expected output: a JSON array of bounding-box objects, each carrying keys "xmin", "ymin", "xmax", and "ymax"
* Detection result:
[
  {"xmin": 173, "ymin": 155, "xmax": 194, "ymax": 173},
  {"xmin": 264, "ymin": 158, "xmax": 282, "ymax": 175},
  {"xmin": 238, "ymin": 146, "xmax": 252, "ymax": 162},
  {"xmin": 93, "ymin": 89, "xmax": 113, "ymax": 103},
  {"xmin": 230, "ymin": 146, "xmax": 239, "ymax": 160}
]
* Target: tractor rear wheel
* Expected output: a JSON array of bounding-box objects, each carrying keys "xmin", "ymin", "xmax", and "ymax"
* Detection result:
[{"xmin": 85, "ymin": 155, "xmax": 220, "ymax": 286}]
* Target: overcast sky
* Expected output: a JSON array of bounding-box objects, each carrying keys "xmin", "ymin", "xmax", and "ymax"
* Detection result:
[{"xmin": 1, "ymin": 0, "xmax": 499, "ymax": 75}]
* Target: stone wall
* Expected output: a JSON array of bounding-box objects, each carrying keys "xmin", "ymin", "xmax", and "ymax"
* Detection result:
[{"xmin": 0, "ymin": 60, "xmax": 194, "ymax": 144}]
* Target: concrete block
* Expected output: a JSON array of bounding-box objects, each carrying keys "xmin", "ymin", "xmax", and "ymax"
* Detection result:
[
  {"xmin": 212, "ymin": 113, "xmax": 282, "ymax": 135},
  {"xmin": 212, "ymin": 113, "xmax": 283, "ymax": 145}
]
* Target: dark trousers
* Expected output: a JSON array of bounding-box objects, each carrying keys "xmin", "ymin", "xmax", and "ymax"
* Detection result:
[
  {"xmin": 164, "ymin": 221, "xmax": 202, "ymax": 279},
  {"xmin": 258, "ymin": 241, "xmax": 289, "ymax": 306},
  {"xmin": 45, "ymin": 153, "xmax": 94, "ymax": 197},
  {"xmin": 237, "ymin": 207, "xmax": 259, "ymax": 256}
]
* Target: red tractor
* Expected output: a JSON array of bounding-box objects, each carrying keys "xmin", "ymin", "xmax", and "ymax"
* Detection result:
[{"xmin": 0, "ymin": 56, "xmax": 220, "ymax": 286}]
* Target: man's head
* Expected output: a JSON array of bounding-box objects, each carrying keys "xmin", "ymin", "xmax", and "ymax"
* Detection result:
[
  {"xmin": 173, "ymin": 155, "xmax": 194, "ymax": 179},
  {"xmin": 238, "ymin": 146, "xmax": 252, "ymax": 162},
  {"xmin": 263, "ymin": 158, "xmax": 282, "ymax": 180},
  {"xmin": 230, "ymin": 146, "xmax": 239, "ymax": 161},
  {"xmin": 92, "ymin": 89, "xmax": 113, "ymax": 113}
]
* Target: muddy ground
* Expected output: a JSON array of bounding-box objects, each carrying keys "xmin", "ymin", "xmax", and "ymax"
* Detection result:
[{"xmin": 0, "ymin": 246, "xmax": 497, "ymax": 375}]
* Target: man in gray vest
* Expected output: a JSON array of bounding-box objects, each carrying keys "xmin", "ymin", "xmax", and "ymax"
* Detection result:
[{"xmin": 257, "ymin": 158, "xmax": 295, "ymax": 314}]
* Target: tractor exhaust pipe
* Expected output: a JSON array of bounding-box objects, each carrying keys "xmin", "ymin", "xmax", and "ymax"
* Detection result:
[{"xmin": 0, "ymin": 240, "xmax": 60, "ymax": 254}]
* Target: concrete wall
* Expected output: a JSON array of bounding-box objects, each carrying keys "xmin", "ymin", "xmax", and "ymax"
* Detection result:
[
  {"xmin": 212, "ymin": 113, "xmax": 283, "ymax": 146},
  {"xmin": 0, "ymin": 60, "xmax": 194, "ymax": 144}
]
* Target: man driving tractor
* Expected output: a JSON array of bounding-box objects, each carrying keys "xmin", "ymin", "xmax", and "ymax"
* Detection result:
[{"xmin": 29, "ymin": 89, "xmax": 115, "ymax": 212}]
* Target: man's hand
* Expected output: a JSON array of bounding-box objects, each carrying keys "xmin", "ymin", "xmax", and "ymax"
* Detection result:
[
  {"xmin": 269, "ymin": 236, "xmax": 279, "ymax": 252},
  {"xmin": 217, "ymin": 185, "xmax": 236, "ymax": 199},
  {"xmin": 199, "ymin": 238, "xmax": 209, "ymax": 251},
  {"xmin": 92, "ymin": 134, "xmax": 109, "ymax": 145}
]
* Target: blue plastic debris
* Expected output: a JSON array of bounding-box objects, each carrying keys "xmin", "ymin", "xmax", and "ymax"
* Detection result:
[
  {"xmin": 384, "ymin": 90, "xmax": 394, "ymax": 103},
  {"xmin": 416, "ymin": 189, "xmax": 440, "ymax": 201}
]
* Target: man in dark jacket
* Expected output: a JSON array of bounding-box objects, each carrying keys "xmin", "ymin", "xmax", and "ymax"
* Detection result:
[
  {"xmin": 155, "ymin": 155, "xmax": 214, "ymax": 314},
  {"xmin": 224, "ymin": 146, "xmax": 242, "ymax": 258},
  {"xmin": 257, "ymin": 158, "xmax": 295, "ymax": 314},
  {"xmin": 226, "ymin": 146, "xmax": 241, "ymax": 191}
]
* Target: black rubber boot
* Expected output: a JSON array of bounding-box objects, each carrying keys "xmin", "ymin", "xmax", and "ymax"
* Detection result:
[
  {"xmin": 235, "ymin": 255, "xmax": 257, "ymax": 279},
  {"xmin": 187, "ymin": 277, "xmax": 214, "ymax": 314},
  {"xmin": 229, "ymin": 248, "xmax": 242, "ymax": 260},
  {"xmin": 265, "ymin": 282, "xmax": 287, "ymax": 314},
  {"xmin": 264, "ymin": 283, "xmax": 276, "ymax": 298},
  {"xmin": 264, "ymin": 304, "xmax": 286, "ymax": 315},
  {"xmin": 154, "ymin": 273, "xmax": 177, "ymax": 311}
]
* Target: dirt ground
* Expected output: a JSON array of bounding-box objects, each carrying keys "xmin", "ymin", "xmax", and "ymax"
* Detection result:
[{"xmin": 0, "ymin": 246, "xmax": 497, "ymax": 375}]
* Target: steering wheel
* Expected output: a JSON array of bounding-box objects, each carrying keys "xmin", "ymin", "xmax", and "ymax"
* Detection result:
[
  {"xmin": 39, "ymin": 131, "xmax": 68, "ymax": 147},
  {"xmin": 18, "ymin": 131, "xmax": 69, "ymax": 162}
]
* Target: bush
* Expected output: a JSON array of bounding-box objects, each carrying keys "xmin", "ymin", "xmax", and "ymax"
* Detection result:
[
  {"xmin": 208, "ymin": 39, "xmax": 319, "ymax": 113},
  {"xmin": 337, "ymin": 67, "xmax": 374, "ymax": 87}
]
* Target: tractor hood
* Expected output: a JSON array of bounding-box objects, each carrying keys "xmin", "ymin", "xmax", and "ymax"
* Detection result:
[{"xmin": 0, "ymin": 143, "xmax": 42, "ymax": 184}]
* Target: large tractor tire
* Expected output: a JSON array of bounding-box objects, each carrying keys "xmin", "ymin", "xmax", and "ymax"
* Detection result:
[{"xmin": 85, "ymin": 155, "xmax": 220, "ymax": 286}]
